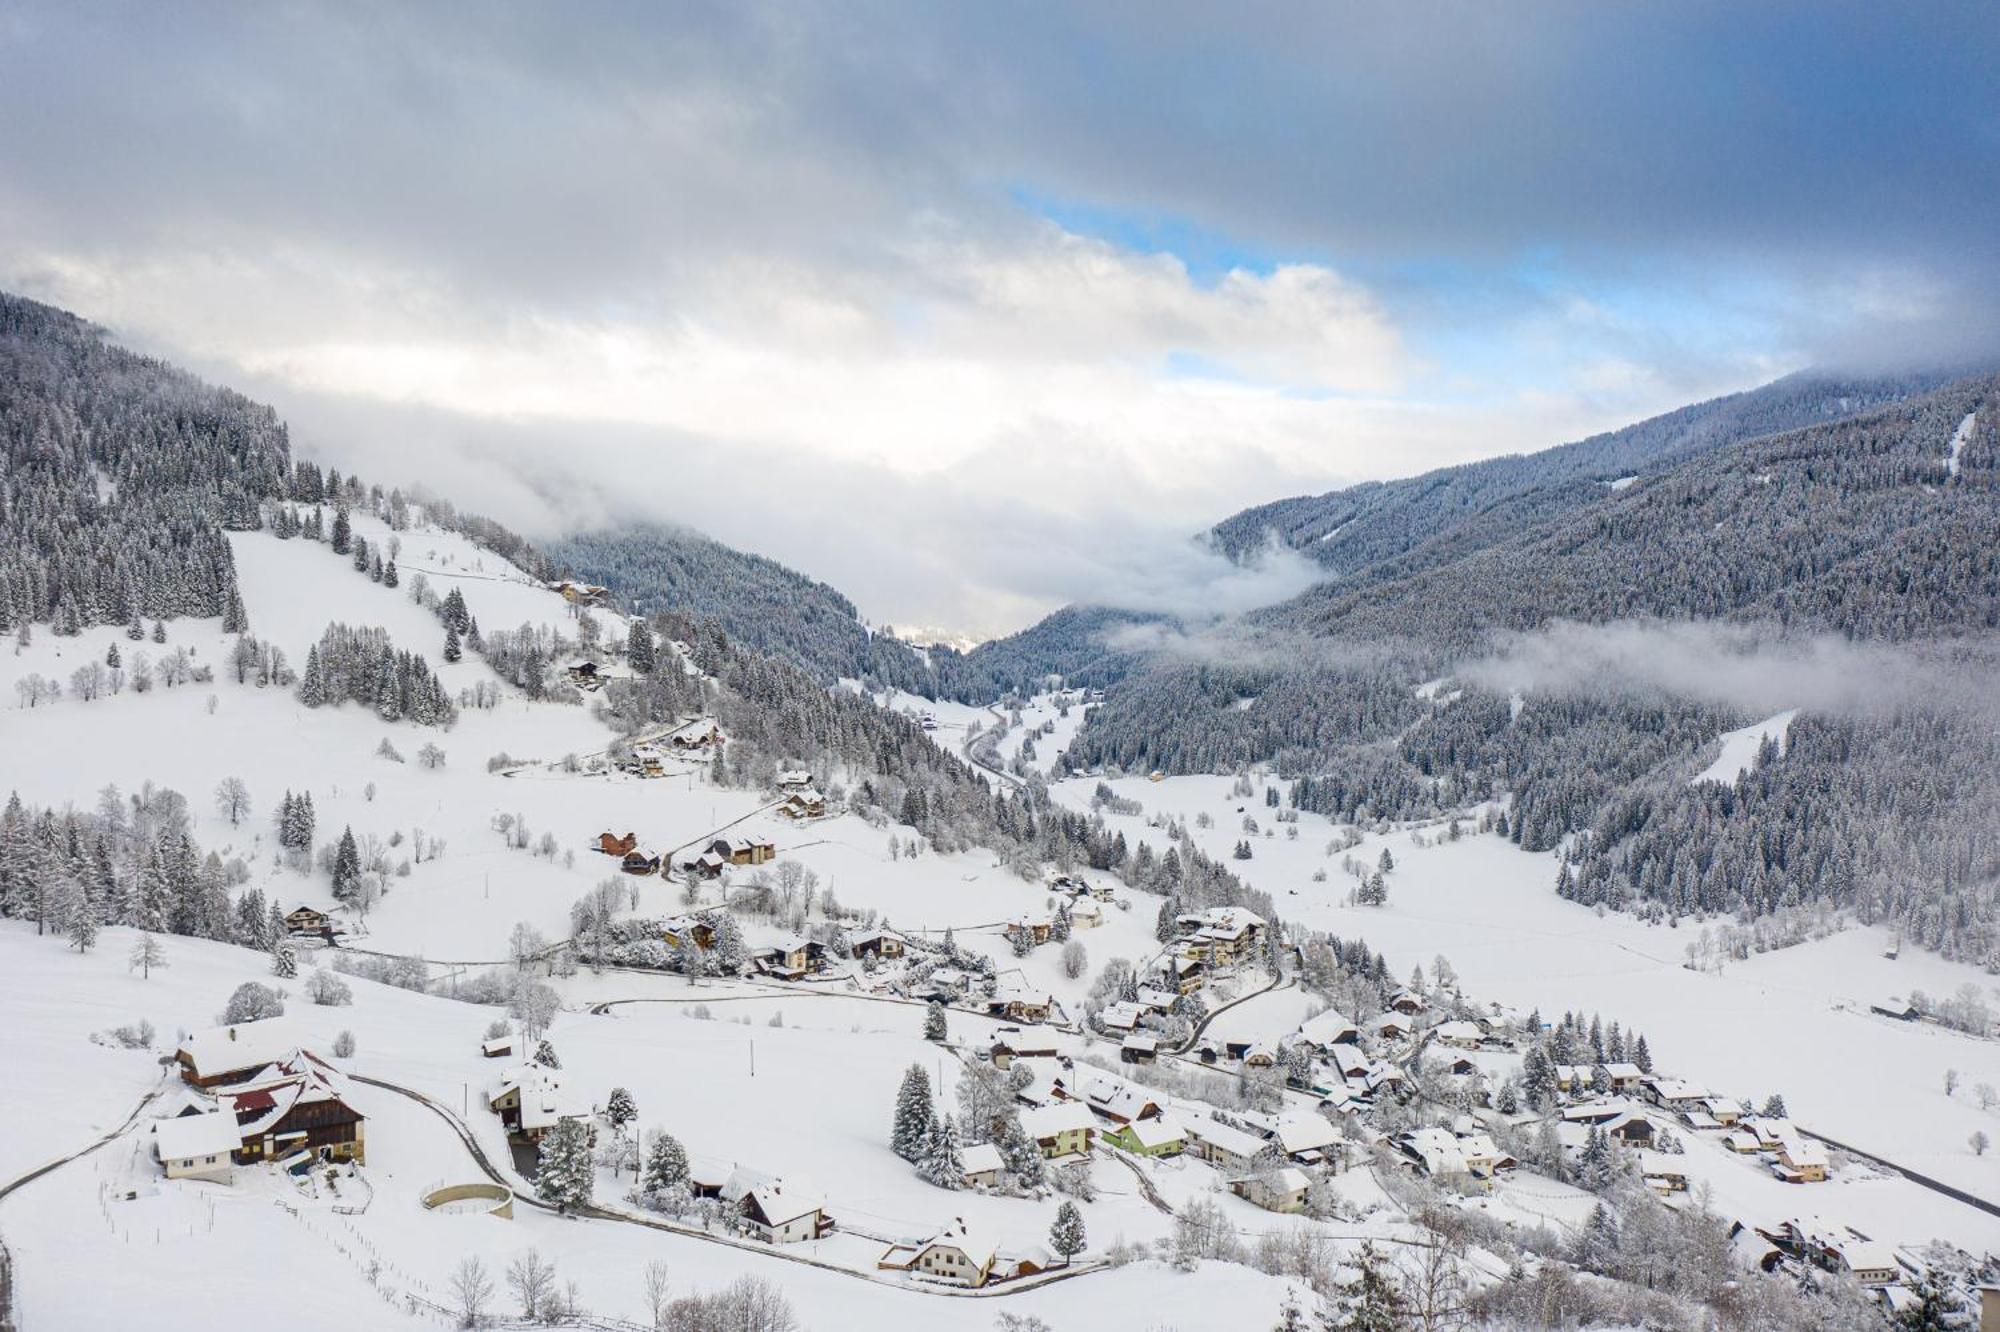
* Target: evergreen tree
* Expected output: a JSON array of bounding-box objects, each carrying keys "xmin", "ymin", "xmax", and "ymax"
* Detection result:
[
  {"xmin": 1048, "ymin": 1200, "xmax": 1087, "ymax": 1266},
  {"xmin": 644, "ymin": 1130, "xmax": 689, "ymax": 1193},
  {"xmin": 627, "ymin": 620, "xmax": 657, "ymax": 674},
  {"xmin": 271, "ymin": 940, "xmax": 298, "ymax": 978},
  {"xmin": 923, "ymin": 1000, "xmax": 948, "ymax": 1042},
  {"xmin": 534, "ymin": 1039, "xmax": 562, "ymax": 1069},
  {"xmin": 534, "ymin": 1118, "xmax": 595, "ymax": 1214},
  {"xmin": 331, "ymin": 506, "xmax": 351, "ymax": 554},
  {"xmin": 1633, "ymin": 1033, "xmax": 1653, "ymax": 1073},
  {"xmin": 443, "ymin": 622, "xmax": 462, "ymax": 663},
  {"xmin": 332, "ymin": 826, "xmax": 361, "ymax": 902},
  {"xmin": 892, "ymin": 1064, "xmax": 935, "ymax": 1160},
  {"xmin": 918, "ymin": 1113, "xmax": 964, "ymax": 1190},
  {"xmin": 221, "ymin": 583, "xmax": 249, "ymax": 633},
  {"xmin": 605, "ymin": 1087, "xmax": 638, "ymax": 1134},
  {"xmin": 1341, "ymin": 1241, "xmax": 1407, "ymax": 1332},
  {"xmin": 1762, "ymin": 1093, "xmax": 1788, "ymax": 1117}
]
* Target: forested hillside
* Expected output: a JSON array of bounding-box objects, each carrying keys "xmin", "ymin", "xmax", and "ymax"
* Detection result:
[
  {"xmin": 1210, "ymin": 366, "xmax": 1966, "ymax": 575},
  {"xmin": 1068, "ymin": 374, "xmax": 2000, "ymax": 961},
  {"xmin": 549, "ymin": 524, "xmax": 938, "ymax": 693},
  {"xmin": 0, "ymin": 294, "xmax": 291, "ymax": 635}
]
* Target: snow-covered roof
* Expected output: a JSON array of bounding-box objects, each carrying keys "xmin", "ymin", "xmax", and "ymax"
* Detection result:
[
  {"xmin": 176, "ymin": 1019, "xmax": 306, "ymax": 1079},
  {"xmin": 1189, "ymin": 1117, "xmax": 1269, "ymax": 1160},
  {"xmin": 1274, "ymin": 1112, "xmax": 1339, "ymax": 1156},
  {"xmin": 920, "ymin": 1220, "xmax": 998, "ymax": 1267},
  {"xmin": 743, "ymin": 1180, "xmax": 824, "ymax": 1226},
  {"xmin": 960, "ymin": 1142, "xmax": 1005, "ymax": 1176},
  {"xmin": 1124, "ymin": 1115, "xmax": 1186, "ymax": 1149},
  {"xmin": 154, "ymin": 1110, "xmax": 242, "ymax": 1161},
  {"xmin": 1121, "ymin": 1033, "xmax": 1160, "ymax": 1053},
  {"xmin": 1298, "ymin": 1009, "xmax": 1358, "ymax": 1045},
  {"xmin": 1021, "ymin": 1101, "xmax": 1096, "ymax": 1140},
  {"xmin": 1432, "ymin": 1020, "xmax": 1482, "ymax": 1043},
  {"xmin": 1604, "ymin": 1061, "xmax": 1644, "ymax": 1080}
]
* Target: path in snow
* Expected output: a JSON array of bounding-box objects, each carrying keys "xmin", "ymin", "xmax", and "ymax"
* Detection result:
[
  {"xmin": 1948, "ymin": 411, "xmax": 1977, "ymax": 477},
  {"xmin": 1691, "ymin": 708, "xmax": 1799, "ymax": 785}
]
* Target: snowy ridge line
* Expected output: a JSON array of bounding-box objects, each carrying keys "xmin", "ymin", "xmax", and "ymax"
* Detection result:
[{"xmin": 352, "ymin": 1073, "xmax": 1109, "ymax": 1298}]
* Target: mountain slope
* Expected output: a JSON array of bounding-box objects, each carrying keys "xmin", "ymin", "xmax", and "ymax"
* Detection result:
[{"xmin": 1210, "ymin": 366, "xmax": 1969, "ymax": 577}]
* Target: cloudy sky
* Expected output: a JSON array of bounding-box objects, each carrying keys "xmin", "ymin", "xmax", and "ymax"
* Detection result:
[{"xmin": 3, "ymin": 3, "xmax": 1996, "ymax": 638}]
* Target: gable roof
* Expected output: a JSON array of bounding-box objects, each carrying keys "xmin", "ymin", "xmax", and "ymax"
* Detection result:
[
  {"xmin": 155, "ymin": 1110, "xmax": 242, "ymax": 1160},
  {"xmin": 959, "ymin": 1142, "xmax": 1005, "ymax": 1175},
  {"xmin": 176, "ymin": 1019, "xmax": 305, "ymax": 1078}
]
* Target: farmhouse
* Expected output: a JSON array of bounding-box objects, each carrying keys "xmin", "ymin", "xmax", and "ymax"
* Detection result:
[
  {"xmin": 776, "ymin": 769, "xmax": 814, "ymax": 791},
  {"xmin": 722, "ymin": 1170, "xmax": 832, "ymax": 1243},
  {"xmin": 176, "ymin": 1020, "xmax": 308, "ymax": 1088},
  {"xmin": 1105, "ymin": 1115, "xmax": 1186, "ymax": 1157},
  {"xmin": 1432, "ymin": 1020, "xmax": 1483, "ymax": 1050},
  {"xmin": 660, "ymin": 915, "xmax": 716, "ymax": 951},
  {"xmin": 1640, "ymin": 1153, "xmax": 1690, "ymax": 1194},
  {"xmin": 1021, "ymin": 1102, "xmax": 1097, "ymax": 1160},
  {"xmin": 620, "ymin": 849, "xmax": 661, "ymax": 875},
  {"xmin": 548, "ymin": 580, "xmax": 609, "ymax": 606},
  {"xmin": 1773, "ymin": 1135, "xmax": 1828, "ymax": 1184},
  {"xmin": 960, "ymin": 1142, "xmax": 1005, "ymax": 1189},
  {"xmin": 1176, "ymin": 907, "xmax": 1266, "ymax": 967},
  {"xmin": 883, "ymin": 1220, "xmax": 1000, "ymax": 1287},
  {"xmin": 1274, "ymin": 1112, "xmax": 1340, "ymax": 1164},
  {"xmin": 596, "ymin": 830, "xmax": 638, "ymax": 857},
  {"xmin": 627, "ymin": 743, "xmax": 668, "ymax": 778},
  {"xmin": 751, "ymin": 935, "xmax": 820, "ymax": 980},
  {"xmin": 850, "ymin": 928, "xmax": 907, "ymax": 960},
  {"xmin": 1120, "ymin": 1033, "xmax": 1160, "ymax": 1065},
  {"xmin": 1077, "ymin": 1072, "xmax": 1161, "ymax": 1125},
  {"xmin": 282, "ymin": 905, "xmax": 337, "ymax": 939},
  {"xmin": 987, "ymin": 1027, "xmax": 1059, "ymax": 1068},
  {"xmin": 669, "ymin": 718, "xmax": 721, "ymax": 750},
  {"xmin": 1005, "ymin": 915, "xmax": 1054, "ymax": 947},
  {"xmin": 708, "ymin": 834, "xmax": 776, "ymax": 866},
  {"xmin": 153, "ymin": 1110, "xmax": 242, "ymax": 1183},
  {"xmin": 1187, "ymin": 1117, "xmax": 1274, "ymax": 1175},
  {"xmin": 1231, "ymin": 1167, "xmax": 1310, "ymax": 1213},
  {"xmin": 779, "ymin": 789, "xmax": 827, "ymax": 820},
  {"xmin": 222, "ymin": 1051, "xmax": 367, "ymax": 1165},
  {"xmin": 488, "ymin": 1063, "xmax": 592, "ymax": 1144},
  {"xmin": 987, "ymin": 986, "xmax": 1054, "ymax": 1023},
  {"xmin": 1602, "ymin": 1061, "xmax": 1645, "ymax": 1092}
]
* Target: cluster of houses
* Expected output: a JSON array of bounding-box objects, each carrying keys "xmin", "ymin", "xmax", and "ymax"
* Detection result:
[
  {"xmin": 1393, "ymin": 1126, "xmax": 1516, "ymax": 1188},
  {"xmin": 681, "ymin": 832, "xmax": 778, "ymax": 880},
  {"xmin": 1553, "ymin": 1067, "xmax": 1832, "ymax": 1185},
  {"xmin": 1165, "ymin": 906, "xmax": 1268, "ymax": 985},
  {"xmin": 992, "ymin": 1046, "xmax": 1346, "ymax": 1211},
  {"xmin": 154, "ymin": 1021, "xmax": 367, "ymax": 1183},
  {"xmin": 685, "ymin": 1164, "xmax": 835, "ymax": 1244}
]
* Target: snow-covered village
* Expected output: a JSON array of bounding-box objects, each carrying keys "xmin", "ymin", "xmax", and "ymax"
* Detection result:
[{"xmin": 5, "ymin": 8, "xmax": 2000, "ymax": 1332}]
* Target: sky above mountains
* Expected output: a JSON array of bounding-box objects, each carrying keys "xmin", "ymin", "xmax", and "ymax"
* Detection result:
[{"xmin": 4, "ymin": 2, "xmax": 1996, "ymax": 637}]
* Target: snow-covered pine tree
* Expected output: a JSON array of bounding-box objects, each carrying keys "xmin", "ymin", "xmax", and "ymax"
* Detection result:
[
  {"xmin": 1048, "ymin": 1200, "xmax": 1087, "ymax": 1266},
  {"xmin": 332, "ymin": 827, "xmax": 361, "ymax": 901},
  {"xmin": 892, "ymin": 1064, "xmax": 935, "ymax": 1160},
  {"xmin": 918, "ymin": 1113, "xmax": 964, "ymax": 1190},
  {"xmin": 644, "ymin": 1130, "xmax": 689, "ymax": 1194},
  {"xmin": 627, "ymin": 620, "xmax": 657, "ymax": 674},
  {"xmin": 924, "ymin": 1000, "xmax": 947, "ymax": 1042},
  {"xmin": 605, "ymin": 1087, "xmax": 638, "ymax": 1133},
  {"xmin": 534, "ymin": 1039, "xmax": 561, "ymax": 1069},
  {"xmin": 534, "ymin": 1117, "xmax": 594, "ymax": 1214},
  {"xmin": 1340, "ymin": 1241, "xmax": 1407, "ymax": 1331}
]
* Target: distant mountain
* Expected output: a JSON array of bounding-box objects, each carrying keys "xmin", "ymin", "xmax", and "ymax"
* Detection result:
[
  {"xmin": 1068, "ymin": 370, "xmax": 2000, "ymax": 961},
  {"xmin": 1210, "ymin": 367, "xmax": 1968, "ymax": 578}
]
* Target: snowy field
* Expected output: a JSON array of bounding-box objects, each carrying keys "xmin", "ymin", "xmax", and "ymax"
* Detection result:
[
  {"xmin": 0, "ymin": 925, "xmax": 1305, "ymax": 1332},
  {"xmin": 1049, "ymin": 773, "xmax": 2000, "ymax": 1254}
]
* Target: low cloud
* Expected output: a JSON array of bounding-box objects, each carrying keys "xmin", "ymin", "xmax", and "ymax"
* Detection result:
[{"xmin": 1459, "ymin": 619, "xmax": 2000, "ymax": 717}]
